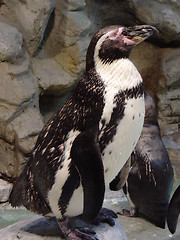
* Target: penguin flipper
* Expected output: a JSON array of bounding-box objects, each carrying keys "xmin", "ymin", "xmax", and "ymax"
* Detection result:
[
  {"xmin": 109, "ymin": 158, "xmax": 131, "ymax": 191},
  {"xmin": 71, "ymin": 130, "xmax": 105, "ymax": 223},
  {"xmin": 167, "ymin": 185, "xmax": 180, "ymax": 234}
]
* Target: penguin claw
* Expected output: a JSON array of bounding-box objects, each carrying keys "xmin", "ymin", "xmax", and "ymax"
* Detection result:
[
  {"xmin": 57, "ymin": 218, "xmax": 98, "ymax": 240},
  {"xmin": 117, "ymin": 208, "xmax": 136, "ymax": 217},
  {"xmin": 93, "ymin": 207, "xmax": 118, "ymax": 226},
  {"xmin": 71, "ymin": 228, "xmax": 98, "ymax": 240}
]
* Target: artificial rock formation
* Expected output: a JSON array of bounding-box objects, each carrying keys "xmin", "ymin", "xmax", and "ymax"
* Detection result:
[
  {"xmin": 0, "ymin": 21, "xmax": 43, "ymax": 180},
  {"xmin": 0, "ymin": 0, "xmax": 179, "ymax": 183}
]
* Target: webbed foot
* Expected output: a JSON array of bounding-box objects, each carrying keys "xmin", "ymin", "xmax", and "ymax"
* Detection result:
[
  {"xmin": 57, "ymin": 218, "xmax": 98, "ymax": 240},
  {"xmin": 93, "ymin": 207, "xmax": 118, "ymax": 226},
  {"xmin": 118, "ymin": 208, "xmax": 137, "ymax": 217}
]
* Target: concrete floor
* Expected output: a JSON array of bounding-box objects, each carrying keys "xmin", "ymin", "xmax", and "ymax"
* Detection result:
[{"xmin": 104, "ymin": 189, "xmax": 180, "ymax": 240}]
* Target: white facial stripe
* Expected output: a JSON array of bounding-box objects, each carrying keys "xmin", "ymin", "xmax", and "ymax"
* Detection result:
[{"xmin": 109, "ymin": 27, "xmax": 123, "ymax": 40}]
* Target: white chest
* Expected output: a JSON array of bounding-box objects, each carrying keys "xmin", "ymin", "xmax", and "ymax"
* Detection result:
[
  {"xmin": 96, "ymin": 58, "xmax": 143, "ymax": 130},
  {"xmin": 95, "ymin": 57, "xmax": 145, "ymax": 184},
  {"xmin": 102, "ymin": 96, "xmax": 145, "ymax": 184}
]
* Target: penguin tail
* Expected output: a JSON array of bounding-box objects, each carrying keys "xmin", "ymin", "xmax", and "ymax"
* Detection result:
[
  {"xmin": 9, "ymin": 163, "xmax": 30, "ymax": 208},
  {"xmin": 9, "ymin": 162, "xmax": 51, "ymax": 215},
  {"xmin": 167, "ymin": 185, "xmax": 180, "ymax": 234},
  {"xmin": 138, "ymin": 198, "xmax": 169, "ymax": 229},
  {"xmin": 109, "ymin": 158, "xmax": 131, "ymax": 191},
  {"xmin": 139, "ymin": 211, "xmax": 166, "ymax": 229}
]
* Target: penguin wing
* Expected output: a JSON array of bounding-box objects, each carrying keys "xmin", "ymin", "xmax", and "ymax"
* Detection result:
[
  {"xmin": 167, "ymin": 185, "xmax": 180, "ymax": 234},
  {"xmin": 70, "ymin": 129, "xmax": 105, "ymax": 223},
  {"xmin": 109, "ymin": 158, "xmax": 131, "ymax": 191}
]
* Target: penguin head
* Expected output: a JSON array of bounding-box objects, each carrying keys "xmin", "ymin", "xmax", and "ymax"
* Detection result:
[{"xmin": 86, "ymin": 25, "xmax": 158, "ymax": 70}]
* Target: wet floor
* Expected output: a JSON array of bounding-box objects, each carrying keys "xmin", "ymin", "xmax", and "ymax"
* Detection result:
[
  {"xmin": 104, "ymin": 186, "xmax": 180, "ymax": 240},
  {"xmin": 0, "ymin": 203, "xmax": 36, "ymax": 229}
]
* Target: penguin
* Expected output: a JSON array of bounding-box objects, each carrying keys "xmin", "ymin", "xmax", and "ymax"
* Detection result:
[
  {"xmin": 110, "ymin": 92, "xmax": 174, "ymax": 229},
  {"xmin": 9, "ymin": 25, "xmax": 157, "ymax": 240},
  {"xmin": 167, "ymin": 185, "xmax": 180, "ymax": 234}
]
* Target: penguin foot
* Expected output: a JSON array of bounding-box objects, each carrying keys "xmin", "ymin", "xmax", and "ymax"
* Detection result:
[
  {"xmin": 93, "ymin": 208, "xmax": 118, "ymax": 226},
  {"xmin": 117, "ymin": 208, "xmax": 137, "ymax": 217},
  {"xmin": 57, "ymin": 218, "xmax": 98, "ymax": 240}
]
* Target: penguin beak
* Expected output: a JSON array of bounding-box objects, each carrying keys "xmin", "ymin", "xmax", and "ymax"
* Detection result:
[{"xmin": 122, "ymin": 25, "xmax": 159, "ymax": 44}]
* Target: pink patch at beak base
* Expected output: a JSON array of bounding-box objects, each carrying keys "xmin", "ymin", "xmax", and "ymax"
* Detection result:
[
  {"xmin": 122, "ymin": 35, "xmax": 136, "ymax": 45},
  {"xmin": 109, "ymin": 27, "xmax": 136, "ymax": 45},
  {"xmin": 109, "ymin": 27, "xmax": 124, "ymax": 40}
]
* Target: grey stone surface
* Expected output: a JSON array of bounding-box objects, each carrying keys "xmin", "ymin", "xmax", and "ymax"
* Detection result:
[
  {"xmin": 31, "ymin": 58, "xmax": 74, "ymax": 95},
  {"xmin": 60, "ymin": 10, "xmax": 90, "ymax": 47},
  {"xmin": 154, "ymin": 48, "xmax": 180, "ymax": 166},
  {"xmin": 0, "ymin": 179, "xmax": 12, "ymax": 203},
  {"xmin": 6, "ymin": 106, "xmax": 44, "ymax": 153},
  {"xmin": 0, "ymin": 0, "xmax": 179, "ymax": 191},
  {"xmin": 0, "ymin": 24, "xmax": 43, "ymax": 177},
  {"xmin": 0, "ymin": 61, "xmax": 36, "ymax": 108},
  {"xmin": 0, "ymin": 216, "xmax": 127, "ymax": 240},
  {"xmin": 125, "ymin": 0, "xmax": 180, "ymax": 44},
  {"xmin": 60, "ymin": 0, "xmax": 86, "ymax": 11},
  {"xmin": 0, "ymin": 22, "xmax": 22, "ymax": 61},
  {"xmin": 0, "ymin": 33, "xmax": 43, "ymax": 176},
  {"xmin": 4, "ymin": 0, "xmax": 56, "ymax": 56},
  {"xmin": 163, "ymin": 51, "xmax": 180, "ymax": 89},
  {"xmin": 0, "ymin": 103, "xmax": 44, "ymax": 176},
  {"xmin": 37, "ymin": 0, "xmax": 91, "ymax": 78},
  {"xmin": 0, "ymin": 139, "xmax": 17, "ymax": 177}
]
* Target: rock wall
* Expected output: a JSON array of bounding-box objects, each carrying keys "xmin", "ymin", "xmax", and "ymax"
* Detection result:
[{"xmin": 0, "ymin": 0, "xmax": 180, "ymax": 186}]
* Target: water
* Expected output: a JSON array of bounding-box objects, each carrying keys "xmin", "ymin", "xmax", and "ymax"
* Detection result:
[{"xmin": 0, "ymin": 203, "xmax": 36, "ymax": 229}]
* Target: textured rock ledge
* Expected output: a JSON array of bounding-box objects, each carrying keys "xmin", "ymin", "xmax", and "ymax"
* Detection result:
[
  {"xmin": 0, "ymin": 0, "xmax": 180, "ymax": 181},
  {"xmin": 0, "ymin": 179, "xmax": 12, "ymax": 203},
  {"xmin": 0, "ymin": 215, "xmax": 127, "ymax": 240}
]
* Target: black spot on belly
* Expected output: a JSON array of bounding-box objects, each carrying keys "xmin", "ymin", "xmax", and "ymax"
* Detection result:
[
  {"xmin": 105, "ymin": 168, "xmax": 109, "ymax": 173},
  {"xmin": 139, "ymin": 113, "xmax": 141, "ymax": 117},
  {"xmin": 100, "ymin": 97, "xmax": 125, "ymax": 151},
  {"xmin": 99, "ymin": 82, "xmax": 144, "ymax": 152},
  {"xmin": 133, "ymin": 115, "xmax": 135, "ymax": 120},
  {"xmin": 109, "ymin": 151, "xmax": 112, "ymax": 155}
]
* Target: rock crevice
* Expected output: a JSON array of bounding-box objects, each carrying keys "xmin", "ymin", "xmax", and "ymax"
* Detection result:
[{"xmin": 0, "ymin": 0, "xmax": 179, "ymax": 184}]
